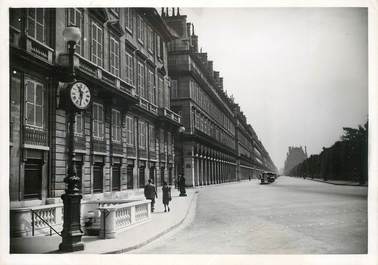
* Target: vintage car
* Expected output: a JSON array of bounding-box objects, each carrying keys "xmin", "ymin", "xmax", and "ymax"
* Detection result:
[{"xmin": 260, "ymin": 172, "xmax": 276, "ymax": 184}]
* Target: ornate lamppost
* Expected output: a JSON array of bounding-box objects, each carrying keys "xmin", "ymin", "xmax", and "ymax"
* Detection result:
[
  {"xmin": 178, "ymin": 126, "xmax": 187, "ymax": 196},
  {"xmin": 59, "ymin": 26, "xmax": 91, "ymax": 252}
]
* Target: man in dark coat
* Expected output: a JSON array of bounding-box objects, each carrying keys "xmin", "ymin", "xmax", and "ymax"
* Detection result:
[
  {"xmin": 178, "ymin": 175, "xmax": 187, "ymax": 196},
  {"xmin": 144, "ymin": 179, "xmax": 158, "ymax": 212}
]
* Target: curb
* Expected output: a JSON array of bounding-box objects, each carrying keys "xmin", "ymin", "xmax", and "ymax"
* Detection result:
[
  {"xmin": 307, "ymin": 178, "xmax": 367, "ymax": 187},
  {"xmin": 105, "ymin": 191, "xmax": 199, "ymax": 254}
]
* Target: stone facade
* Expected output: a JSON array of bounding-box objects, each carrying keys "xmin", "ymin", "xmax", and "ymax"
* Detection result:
[{"xmin": 9, "ymin": 8, "xmax": 181, "ymax": 237}]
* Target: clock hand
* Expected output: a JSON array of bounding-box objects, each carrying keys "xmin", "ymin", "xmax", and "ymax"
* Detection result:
[{"xmin": 79, "ymin": 87, "xmax": 83, "ymax": 105}]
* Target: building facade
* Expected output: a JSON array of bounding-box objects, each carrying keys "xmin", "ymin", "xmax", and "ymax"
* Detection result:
[
  {"xmin": 162, "ymin": 9, "xmax": 276, "ymax": 187},
  {"xmin": 284, "ymin": 146, "xmax": 308, "ymax": 175},
  {"xmin": 233, "ymin": 105, "xmax": 277, "ymax": 180},
  {"xmin": 9, "ymin": 8, "xmax": 181, "ymax": 237}
]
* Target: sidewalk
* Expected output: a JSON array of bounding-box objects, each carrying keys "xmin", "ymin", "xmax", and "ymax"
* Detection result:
[
  {"xmin": 306, "ymin": 177, "xmax": 368, "ymax": 187},
  {"xmin": 10, "ymin": 188, "xmax": 198, "ymax": 254}
]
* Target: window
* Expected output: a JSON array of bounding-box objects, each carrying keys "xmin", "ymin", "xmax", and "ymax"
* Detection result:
[
  {"xmin": 126, "ymin": 165, "xmax": 134, "ymax": 189},
  {"xmin": 160, "ymin": 129, "xmax": 165, "ymax": 153},
  {"xmin": 156, "ymin": 34, "xmax": 164, "ymax": 59},
  {"xmin": 93, "ymin": 163, "xmax": 103, "ymax": 193},
  {"xmin": 124, "ymin": 8, "xmax": 133, "ymax": 33},
  {"xmin": 137, "ymin": 61, "xmax": 145, "ymax": 98},
  {"xmin": 125, "ymin": 50, "xmax": 134, "ymax": 85},
  {"xmin": 111, "ymin": 109, "xmax": 121, "ymax": 142},
  {"xmin": 67, "ymin": 8, "xmax": 83, "ymax": 55},
  {"xmin": 149, "ymin": 125, "xmax": 155, "ymax": 151},
  {"xmin": 147, "ymin": 69, "xmax": 155, "ymax": 104},
  {"xmin": 25, "ymin": 78, "xmax": 44, "ymax": 129},
  {"xmin": 110, "ymin": 37, "xmax": 120, "ymax": 76},
  {"xmin": 139, "ymin": 166, "xmax": 145, "ymax": 188},
  {"xmin": 137, "ymin": 16, "xmax": 145, "ymax": 44},
  {"xmin": 27, "ymin": 8, "xmax": 45, "ymax": 43},
  {"xmin": 167, "ymin": 132, "xmax": 172, "ymax": 154},
  {"xmin": 158, "ymin": 76, "xmax": 164, "ymax": 107},
  {"xmin": 91, "ymin": 21, "xmax": 103, "ymax": 66},
  {"xmin": 164, "ymin": 79, "xmax": 170, "ymax": 108},
  {"xmin": 147, "ymin": 25, "xmax": 154, "ymax": 53},
  {"xmin": 74, "ymin": 112, "xmax": 84, "ymax": 136},
  {"xmin": 171, "ymin": 80, "xmax": 178, "ymax": 98},
  {"xmin": 24, "ymin": 159, "xmax": 42, "ymax": 199},
  {"xmin": 138, "ymin": 120, "xmax": 146, "ymax": 149},
  {"xmin": 156, "ymin": 35, "xmax": 161, "ymax": 58},
  {"xmin": 125, "ymin": 115, "xmax": 134, "ymax": 146},
  {"xmin": 112, "ymin": 164, "xmax": 121, "ymax": 191},
  {"xmin": 92, "ymin": 103, "xmax": 104, "ymax": 139}
]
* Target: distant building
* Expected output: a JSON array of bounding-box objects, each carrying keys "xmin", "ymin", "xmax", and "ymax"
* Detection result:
[
  {"xmin": 162, "ymin": 8, "xmax": 276, "ymax": 186},
  {"xmin": 284, "ymin": 146, "xmax": 308, "ymax": 174}
]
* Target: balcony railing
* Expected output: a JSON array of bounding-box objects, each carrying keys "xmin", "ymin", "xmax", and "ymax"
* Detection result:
[
  {"xmin": 126, "ymin": 146, "xmax": 136, "ymax": 157},
  {"xmin": 26, "ymin": 37, "xmax": 54, "ymax": 64},
  {"xmin": 112, "ymin": 142, "xmax": 123, "ymax": 155},
  {"xmin": 74, "ymin": 135, "xmax": 86, "ymax": 151},
  {"xmin": 149, "ymin": 103, "xmax": 158, "ymax": 115},
  {"xmin": 93, "ymin": 138, "xmax": 106, "ymax": 153},
  {"xmin": 139, "ymin": 149, "xmax": 147, "ymax": 159},
  {"xmin": 149, "ymin": 151, "xmax": 156, "ymax": 160},
  {"xmin": 24, "ymin": 126, "xmax": 48, "ymax": 147},
  {"xmin": 76, "ymin": 56, "xmax": 136, "ymax": 100},
  {"xmin": 78, "ymin": 56, "xmax": 97, "ymax": 77},
  {"xmin": 139, "ymin": 97, "xmax": 149, "ymax": 110},
  {"xmin": 102, "ymin": 70, "xmax": 117, "ymax": 87},
  {"xmin": 138, "ymin": 98, "xmax": 159, "ymax": 116},
  {"xmin": 158, "ymin": 107, "xmax": 181, "ymax": 124}
]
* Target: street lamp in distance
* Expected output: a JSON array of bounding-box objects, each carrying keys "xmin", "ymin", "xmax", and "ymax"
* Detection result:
[{"xmin": 178, "ymin": 126, "xmax": 187, "ymax": 196}]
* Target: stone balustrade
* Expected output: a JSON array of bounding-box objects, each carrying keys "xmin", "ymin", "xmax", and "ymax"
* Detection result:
[
  {"xmin": 98, "ymin": 200, "xmax": 151, "ymax": 239},
  {"xmin": 10, "ymin": 204, "xmax": 63, "ymax": 237}
]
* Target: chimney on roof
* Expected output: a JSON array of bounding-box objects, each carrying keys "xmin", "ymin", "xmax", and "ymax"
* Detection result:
[
  {"xmin": 166, "ymin": 8, "xmax": 169, "ymax": 16},
  {"xmin": 186, "ymin": 23, "xmax": 191, "ymax": 38},
  {"xmin": 214, "ymin": 71, "xmax": 220, "ymax": 84},
  {"xmin": 198, "ymin": 52, "xmax": 207, "ymax": 64},
  {"xmin": 177, "ymin": 7, "xmax": 180, "ymax": 16},
  {"xmin": 161, "ymin": 8, "xmax": 165, "ymax": 17},
  {"xmin": 172, "ymin": 8, "xmax": 176, "ymax": 16},
  {"xmin": 207, "ymin": 61, "xmax": 213, "ymax": 74},
  {"xmin": 191, "ymin": 34, "xmax": 198, "ymax": 52},
  {"xmin": 219, "ymin": 77, "xmax": 223, "ymax": 90}
]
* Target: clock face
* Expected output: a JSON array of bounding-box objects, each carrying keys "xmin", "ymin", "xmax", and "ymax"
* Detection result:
[{"xmin": 70, "ymin": 82, "xmax": 91, "ymax": 109}]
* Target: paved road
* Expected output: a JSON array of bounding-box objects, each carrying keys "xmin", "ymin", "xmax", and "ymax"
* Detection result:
[{"xmin": 132, "ymin": 176, "xmax": 367, "ymax": 254}]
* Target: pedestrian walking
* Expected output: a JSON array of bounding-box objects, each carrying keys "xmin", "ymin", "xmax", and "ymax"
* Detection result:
[
  {"xmin": 178, "ymin": 174, "xmax": 187, "ymax": 196},
  {"xmin": 144, "ymin": 179, "xmax": 158, "ymax": 212},
  {"xmin": 162, "ymin": 181, "xmax": 172, "ymax": 212}
]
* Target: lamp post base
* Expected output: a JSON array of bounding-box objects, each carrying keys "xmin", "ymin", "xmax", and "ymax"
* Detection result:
[{"xmin": 59, "ymin": 193, "xmax": 84, "ymax": 252}]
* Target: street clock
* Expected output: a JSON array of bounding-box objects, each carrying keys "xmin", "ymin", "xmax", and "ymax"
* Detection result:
[{"xmin": 69, "ymin": 81, "xmax": 91, "ymax": 110}]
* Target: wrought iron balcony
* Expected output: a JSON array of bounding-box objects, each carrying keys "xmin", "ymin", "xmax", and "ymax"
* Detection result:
[{"xmin": 24, "ymin": 126, "xmax": 48, "ymax": 147}]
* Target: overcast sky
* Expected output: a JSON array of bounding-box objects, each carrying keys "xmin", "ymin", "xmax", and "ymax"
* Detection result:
[{"xmin": 182, "ymin": 8, "xmax": 368, "ymax": 170}]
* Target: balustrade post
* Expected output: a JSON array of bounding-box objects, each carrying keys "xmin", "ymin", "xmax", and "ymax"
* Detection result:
[{"xmin": 99, "ymin": 207, "xmax": 116, "ymax": 239}]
